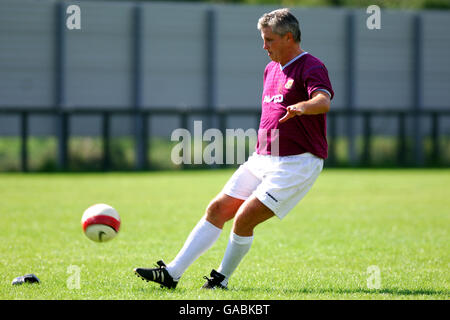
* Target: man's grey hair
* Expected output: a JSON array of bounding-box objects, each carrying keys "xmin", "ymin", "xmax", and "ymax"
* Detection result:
[{"xmin": 257, "ymin": 8, "xmax": 301, "ymax": 43}]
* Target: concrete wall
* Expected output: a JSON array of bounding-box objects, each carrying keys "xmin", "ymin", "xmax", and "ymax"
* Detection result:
[{"xmin": 1, "ymin": 1, "xmax": 449, "ymax": 137}]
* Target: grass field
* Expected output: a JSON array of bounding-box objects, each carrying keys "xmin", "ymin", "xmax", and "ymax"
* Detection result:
[{"xmin": 0, "ymin": 169, "xmax": 449, "ymax": 300}]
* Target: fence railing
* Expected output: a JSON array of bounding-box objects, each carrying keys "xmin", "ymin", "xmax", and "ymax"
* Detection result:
[{"xmin": 0, "ymin": 107, "xmax": 449, "ymax": 171}]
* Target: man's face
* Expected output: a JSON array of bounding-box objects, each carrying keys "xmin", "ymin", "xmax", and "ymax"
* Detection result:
[{"xmin": 260, "ymin": 26, "xmax": 288, "ymax": 63}]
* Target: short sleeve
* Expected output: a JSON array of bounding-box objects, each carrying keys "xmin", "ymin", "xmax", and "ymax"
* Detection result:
[{"xmin": 303, "ymin": 64, "xmax": 334, "ymax": 100}]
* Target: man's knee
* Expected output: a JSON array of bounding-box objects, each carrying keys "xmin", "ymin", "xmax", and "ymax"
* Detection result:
[
  {"xmin": 205, "ymin": 194, "xmax": 242, "ymax": 228},
  {"xmin": 205, "ymin": 198, "xmax": 222, "ymax": 220},
  {"xmin": 232, "ymin": 197, "xmax": 275, "ymax": 236},
  {"xmin": 232, "ymin": 213, "xmax": 253, "ymax": 236}
]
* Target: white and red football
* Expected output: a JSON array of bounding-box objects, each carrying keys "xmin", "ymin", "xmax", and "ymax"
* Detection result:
[{"xmin": 81, "ymin": 204, "xmax": 121, "ymax": 242}]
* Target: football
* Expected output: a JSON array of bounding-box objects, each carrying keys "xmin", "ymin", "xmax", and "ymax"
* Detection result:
[{"xmin": 81, "ymin": 204, "xmax": 121, "ymax": 242}]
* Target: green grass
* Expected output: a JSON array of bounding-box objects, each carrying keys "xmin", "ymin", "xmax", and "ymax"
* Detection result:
[{"xmin": 0, "ymin": 169, "xmax": 449, "ymax": 300}]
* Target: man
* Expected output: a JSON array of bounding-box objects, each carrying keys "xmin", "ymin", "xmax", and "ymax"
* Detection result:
[{"xmin": 134, "ymin": 8, "xmax": 333, "ymax": 290}]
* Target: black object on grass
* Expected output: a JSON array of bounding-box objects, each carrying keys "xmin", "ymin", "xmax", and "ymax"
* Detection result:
[{"xmin": 11, "ymin": 274, "xmax": 40, "ymax": 285}]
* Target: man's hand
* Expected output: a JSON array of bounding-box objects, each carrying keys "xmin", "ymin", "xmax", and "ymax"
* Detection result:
[
  {"xmin": 279, "ymin": 104, "xmax": 304, "ymax": 123},
  {"xmin": 278, "ymin": 90, "xmax": 331, "ymax": 123}
]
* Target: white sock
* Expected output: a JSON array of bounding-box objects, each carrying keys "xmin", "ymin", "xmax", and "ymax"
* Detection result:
[
  {"xmin": 166, "ymin": 217, "xmax": 222, "ymax": 280},
  {"xmin": 217, "ymin": 232, "xmax": 254, "ymax": 286}
]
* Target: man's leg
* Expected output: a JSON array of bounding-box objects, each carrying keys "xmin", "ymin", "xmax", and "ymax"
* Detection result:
[
  {"xmin": 204, "ymin": 153, "xmax": 324, "ymax": 289},
  {"xmin": 211, "ymin": 195, "xmax": 274, "ymax": 287},
  {"xmin": 165, "ymin": 193, "xmax": 244, "ymax": 280},
  {"xmin": 232, "ymin": 194, "xmax": 275, "ymax": 237},
  {"xmin": 135, "ymin": 160, "xmax": 262, "ymax": 288}
]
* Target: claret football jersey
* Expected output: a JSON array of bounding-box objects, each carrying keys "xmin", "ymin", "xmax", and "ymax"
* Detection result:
[{"xmin": 256, "ymin": 52, "xmax": 334, "ymax": 159}]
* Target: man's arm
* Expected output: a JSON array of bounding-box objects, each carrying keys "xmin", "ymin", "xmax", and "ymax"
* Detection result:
[{"xmin": 279, "ymin": 90, "xmax": 330, "ymax": 123}]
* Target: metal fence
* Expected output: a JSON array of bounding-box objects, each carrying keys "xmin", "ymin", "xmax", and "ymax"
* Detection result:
[
  {"xmin": 1, "ymin": 107, "xmax": 449, "ymax": 171},
  {"xmin": 1, "ymin": 1, "xmax": 450, "ymax": 171}
]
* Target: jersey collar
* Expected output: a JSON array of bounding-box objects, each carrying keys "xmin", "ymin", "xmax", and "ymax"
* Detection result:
[{"xmin": 280, "ymin": 51, "xmax": 308, "ymax": 71}]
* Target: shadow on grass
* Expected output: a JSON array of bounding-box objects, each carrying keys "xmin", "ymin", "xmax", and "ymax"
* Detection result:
[
  {"xmin": 237, "ymin": 286, "xmax": 449, "ymax": 297},
  {"xmin": 132, "ymin": 284, "xmax": 189, "ymax": 296},
  {"xmin": 130, "ymin": 284, "xmax": 449, "ymax": 299}
]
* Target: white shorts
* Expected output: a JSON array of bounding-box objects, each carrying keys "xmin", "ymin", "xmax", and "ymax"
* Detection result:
[{"xmin": 222, "ymin": 152, "xmax": 323, "ymax": 219}]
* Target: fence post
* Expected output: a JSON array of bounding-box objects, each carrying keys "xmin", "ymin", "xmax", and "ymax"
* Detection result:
[
  {"xmin": 431, "ymin": 112, "xmax": 439, "ymax": 165},
  {"xmin": 345, "ymin": 10, "xmax": 357, "ymax": 166},
  {"xmin": 362, "ymin": 112, "xmax": 371, "ymax": 166},
  {"xmin": 412, "ymin": 14, "xmax": 424, "ymax": 166},
  {"xmin": 20, "ymin": 112, "xmax": 28, "ymax": 172},
  {"xmin": 102, "ymin": 112, "xmax": 110, "ymax": 171},
  {"xmin": 397, "ymin": 112, "xmax": 407, "ymax": 166},
  {"xmin": 219, "ymin": 110, "xmax": 227, "ymax": 166},
  {"xmin": 179, "ymin": 111, "xmax": 188, "ymax": 169},
  {"xmin": 326, "ymin": 112, "xmax": 337, "ymax": 167},
  {"xmin": 206, "ymin": 7, "xmax": 217, "ymax": 130},
  {"xmin": 132, "ymin": 4, "xmax": 146, "ymax": 170},
  {"xmin": 55, "ymin": 2, "xmax": 68, "ymax": 171}
]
